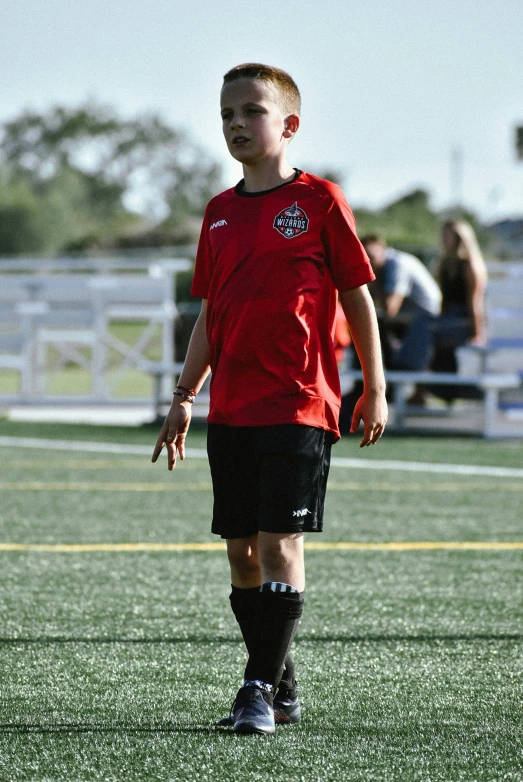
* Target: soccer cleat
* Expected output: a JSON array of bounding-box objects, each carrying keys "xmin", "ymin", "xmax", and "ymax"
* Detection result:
[
  {"xmin": 216, "ymin": 691, "xmax": 300, "ymax": 728},
  {"xmin": 272, "ymin": 693, "xmax": 301, "ymax": 725},
  {"xmin": 231, "ymin": 686, "xmax": 275, "ymax": 735}
]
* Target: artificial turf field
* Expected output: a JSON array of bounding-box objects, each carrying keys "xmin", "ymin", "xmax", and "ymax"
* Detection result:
[{"xmin": 0, "ymin": 420, "xmax": 522, "ymax": 781}]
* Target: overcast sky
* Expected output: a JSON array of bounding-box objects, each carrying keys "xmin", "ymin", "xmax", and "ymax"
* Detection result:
[{"xmin": 1, "ymin": 0, "xmax": 522, "ymax": 221}]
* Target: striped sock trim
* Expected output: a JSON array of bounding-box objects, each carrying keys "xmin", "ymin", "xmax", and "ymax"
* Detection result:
[
  {"xmin": 260, "ymin": 581, "xmax": 299, "ymax": 595},
  {"xmin": 242, "ymin": 679, "xmax": 273, "ymax": 693}
]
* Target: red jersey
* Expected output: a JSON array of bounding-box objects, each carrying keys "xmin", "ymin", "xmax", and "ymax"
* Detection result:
[{"xmin": 191, "ymin": 170, "xmax": 374, "ymax": 439}]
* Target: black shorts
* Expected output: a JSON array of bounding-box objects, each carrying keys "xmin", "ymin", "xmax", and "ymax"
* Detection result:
[{"xmin": 207, "ymin": 423, "xmax": 333, "ymax": 539}]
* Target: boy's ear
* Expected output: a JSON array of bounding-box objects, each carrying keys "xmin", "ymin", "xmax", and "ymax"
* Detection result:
[{"xmin": 283, "ymin": 114, "xmax": 300, "ymax": 139}]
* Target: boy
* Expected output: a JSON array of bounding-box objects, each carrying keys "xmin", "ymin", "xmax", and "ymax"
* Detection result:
[{"xmin": 152, "ymin": 63, "xmax": 387, "ymax": 735}]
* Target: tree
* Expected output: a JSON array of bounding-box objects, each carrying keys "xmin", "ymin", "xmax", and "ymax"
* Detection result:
[
  {"xmin": 352, "ymin": 187, "xmax": 492, "ymax": 267},
  {"xmin": 353, "ymin": 188, "xmax": 440, "ymax": 248},
  {"xmin": 352, "ymin": 187, "xmax": 442, "ymax": 267},
  {"xmin": 0, "ymin": 102, "xmax": 222, "ymax": 253},
  {"xmin": 0, "ymin": 168, "xmax": 72, "ymax": 254}
]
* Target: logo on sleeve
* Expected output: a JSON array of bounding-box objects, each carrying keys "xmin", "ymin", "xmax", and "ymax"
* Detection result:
[
  {"xmin": 273, "ymin": 202, "xmax": 309, "ymax": 239},
  {"xmin": 210, "ymin": 219, "xmax": 227, "ymax": 231}
]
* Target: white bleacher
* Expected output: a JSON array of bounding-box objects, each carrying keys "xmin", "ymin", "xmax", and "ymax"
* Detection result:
[
  {"xmin": 0, "ymin": 259, "xmax": 191, "ymax": 402},
  {"xmin": 359, "ymin": 261, "xmax": 523, "ymax": 437},
  {"xmin": 458, "ymin": 262, "xmax": 523, "ymax": 378},
  {"xmin": 1, "ymin": 257, "xmax": 522, "ymax": 436}
]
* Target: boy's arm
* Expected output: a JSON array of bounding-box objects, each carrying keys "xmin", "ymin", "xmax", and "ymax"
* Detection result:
[
  {"xmin": 339, "ymin": 285, "xmax": 388, "ymax": 447},
  {"xmin": 151, "ymin": 300, "xmax": 210, "ymax": 470}
]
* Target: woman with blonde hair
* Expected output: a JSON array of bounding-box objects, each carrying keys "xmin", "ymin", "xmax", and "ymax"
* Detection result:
[
  {"xmin": 436, "ymin": 219, "xmax": 488, "ymax": 348},
  {"xmin": 403, "ymin": 220, "xmax": 488, "ymax": 405},
  {"xmin": 425, "ymin": 220, "xmax": 488, "ymax": 401}
]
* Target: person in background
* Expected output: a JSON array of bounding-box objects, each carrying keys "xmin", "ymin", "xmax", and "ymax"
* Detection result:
[
  {"xmin": 435, "ymin": 220, "xmax": 488, "ymax": 351},
  {"xmin": 360, "ymin": 235, "xmax": 441, "ymax": 370},
  {"xmin": 337, "ymin": 234, "xmax": 441, "ymax": 434},
  {"xmin": 339, "ymin": 235, "xmax": 440, "ymax": 431},
  {"xmin": 397, "ymin": 219, "xmax": 488, "ymax": 405},
  {"xmin": 422, "ymin": 219, "xmax": 488, "ymax": 402},
  {"xmin": 362, "ymin": 235, "xmax": 441, "ymax": 320}
]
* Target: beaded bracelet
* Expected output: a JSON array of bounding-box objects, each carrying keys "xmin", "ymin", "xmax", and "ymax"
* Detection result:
[
  {"xmin": 176, "ymin": 384, "xmax": 197, "ymax": 396},
  {"xmin": 173, "ymin": 390, "xmax": 195, "ymax": 403}
]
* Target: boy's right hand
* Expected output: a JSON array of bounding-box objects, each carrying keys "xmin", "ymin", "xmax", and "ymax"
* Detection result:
[
  {"xmin": 350, "ymin": 388, "xmax": 388, "ymax": 447},
  {"xmin": 151, "ymin": 399, "xmax": 192, "ymax": 470}
]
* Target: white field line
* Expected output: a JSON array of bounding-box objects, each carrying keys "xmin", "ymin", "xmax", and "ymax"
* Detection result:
[
  {"xmin": 330, "ymin": 456, "xmax": 523, "ymax": 478},
  {"xmin": 0, "ymin": 436, "xmax": 522, "ymax": 479},
  {"xmin": 0, "ymin": 436, "xmax": 177, "ymax": 457}
]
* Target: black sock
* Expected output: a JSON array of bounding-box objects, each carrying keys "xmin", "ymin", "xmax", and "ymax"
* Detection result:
[
  {"xmin": 243, "ymin": 582, "xmax": 304, "ymax": 689},
  {"xmin": 229, "ymin": 585, "xmax": 297, "ymax": 693},
  {"xmin": 277, "ymin": 657, "xmax": 297, "ymax": 700},
  {"xmin": 229, "ymin": 585, "xmax": 261, "ymax": 653}
]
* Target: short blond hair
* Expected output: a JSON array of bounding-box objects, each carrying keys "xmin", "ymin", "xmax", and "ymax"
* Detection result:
[{"xmin": 223, "ymin": 63, "xmax": 301, "ymax": 116}]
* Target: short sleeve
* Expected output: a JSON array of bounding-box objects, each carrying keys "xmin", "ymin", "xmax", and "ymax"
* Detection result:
[
  {"xmin": 190, "ymin": 207, "xmax": 213, "ymax": 299},
  {"xmin": 321, "ymin": 187, "xmax": 375, "ymax": 291},
  {"xmin": 384, "ymin": 255, "xmax": 411, "ymax": 297}
]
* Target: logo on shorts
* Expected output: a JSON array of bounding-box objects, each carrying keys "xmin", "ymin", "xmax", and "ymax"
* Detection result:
[
  {"xmin": 273, "ymin": 202, "xmax": 309, "ymax": 239},
  {"xmin": 293, "ymin": 508, "xmax": 312, "ymax": 518}
]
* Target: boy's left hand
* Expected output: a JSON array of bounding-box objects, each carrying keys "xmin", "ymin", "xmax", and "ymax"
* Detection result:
[{"xmin": 350, "ymin": 390, "xmax": 388, "ymax": 447}]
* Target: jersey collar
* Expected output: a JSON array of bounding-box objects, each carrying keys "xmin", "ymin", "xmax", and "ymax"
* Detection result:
[{"xmin": 234, "ymin": 169, "xmax": 302, "ymax": 198}]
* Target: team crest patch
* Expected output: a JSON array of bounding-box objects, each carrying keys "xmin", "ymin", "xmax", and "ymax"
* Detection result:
[{"xmin": 273, "ymin": 202, "xmax": 309, "ymax": 239}]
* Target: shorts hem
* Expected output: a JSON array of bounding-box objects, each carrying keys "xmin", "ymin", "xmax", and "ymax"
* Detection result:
[{"xmin": 212, "ymin": 526, "xmax": 324, "ymax": 540}]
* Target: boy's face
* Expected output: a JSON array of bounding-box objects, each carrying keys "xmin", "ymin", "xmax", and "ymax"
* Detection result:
[{"xmin": 220, "ymin": 78, "xmax": 298, "ymax": 166}]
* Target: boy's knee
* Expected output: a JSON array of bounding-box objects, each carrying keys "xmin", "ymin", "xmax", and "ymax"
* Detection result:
[
  {"xmin": 258, "ymin": 532, "xmax": 305, "ymax": 592},
  {"xmin": 258, "ymin": 532, "xmax": 303, "ymax": 569},
  {"xmin": 226, "ymin": 535, "xmax": 260, "ymax": 586}
]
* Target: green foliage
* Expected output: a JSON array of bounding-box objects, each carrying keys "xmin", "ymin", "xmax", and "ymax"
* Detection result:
[
  {"xmin": 353, "ymin": 188, "xmax": 493, "ymax": 265},
  {"xmin": 354, "ymin": 188, "xmax": 440, "ymax": 255},
  {"xmin": 0, "ymin": 103, "xmax": 222, "ymax": 254},
  {"xmin": 0, "ymin": 182, "xmax": 45, "ymax": 254},
  {"xmin": 161, "ymin": 161, "xmax": 223, "ymax": 230},
  {"xmin": 0, "ymin": 101, "xmax": 495, "ymax": 259},
  {"xmin": 0, "ymin": 172, "xmax": 71, "ymax": 253}
]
